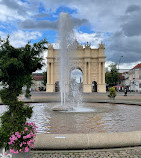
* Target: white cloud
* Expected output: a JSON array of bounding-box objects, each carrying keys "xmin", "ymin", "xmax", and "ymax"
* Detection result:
[
  {"xmin": 105, "ymin": 60, "xmax": 141, "ymax": 71},
  {"xmin": 31, "ymin": 0, "xmax": 141, "ymax": 32},
  {"xmin": 0, "ymin": 0, "xmax": 35, "ymax": 22},
  {"xmin": 0, "ymin": 30, "xmax": 42, "ymax": 47},
  {"xmin": 10, "ymin": 30, "xmax": 42, "ymax": 47},
  {"xmin": 74, "ymin": 30, "xmax": 103, "ymax": 48}
]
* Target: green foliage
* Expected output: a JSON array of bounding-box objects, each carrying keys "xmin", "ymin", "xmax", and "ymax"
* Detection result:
[
  {"xmin": 0, "ymin": 36, "xmax": 48, "ymax": 148},
  {"xmin": 42, "ymin": 71, "xmax": 47, "ymax": 86},
  {"xmin": 0, "ymin": 88, "xmax": 19, "ymax": 105},
  {"xmin": 0, "ymin": 103, "xmax": 33, "ymax": 149},
  {"xmin": 108, "ymin": 87, "xmax": 117, "ymax": 98},
  {"xmin": 0, "ymin": 36, "xmax": 47, "ymax": 89},
  {"xmin": 25, "ymin": 87, "xmax": 31, "ymax": 98},
  {"xmin": 25, "ymin": 75, "xmax": 32, "ymax": 98},
  {"xmin": 105, "ymin": 64, "xmax": 119, "ymax": 86}
]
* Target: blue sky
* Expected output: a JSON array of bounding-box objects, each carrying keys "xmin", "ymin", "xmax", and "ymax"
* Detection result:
[{"xmin": 0, "ymin": 0, "xmax": 141, "ymax": 71}]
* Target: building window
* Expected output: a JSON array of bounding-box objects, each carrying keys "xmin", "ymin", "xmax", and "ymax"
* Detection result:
[
  {"xmin": 139, "ymin": 83, "xmax": 141, "ymax": 88},
  {"xmin": 139, "ymin": 73, "xmax": 141, "ymax": 79}
]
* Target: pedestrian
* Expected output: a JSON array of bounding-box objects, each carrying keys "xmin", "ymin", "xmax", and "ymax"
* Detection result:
[{"xmin": 124, "ymin": 88, "xmax": 127, "ymax": 96}]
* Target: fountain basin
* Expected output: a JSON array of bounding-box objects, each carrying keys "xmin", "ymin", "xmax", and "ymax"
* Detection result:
[
  {"xmin": 1, "ymin": 102, "xmax": 141, "ymax": 134},
  {"xmin": 1, "ymin": 101, "xmax": 141, "ymax": 149},
  {"xmin": 34, "ymin": 131, "xmax": 141, "ymax": 149}
]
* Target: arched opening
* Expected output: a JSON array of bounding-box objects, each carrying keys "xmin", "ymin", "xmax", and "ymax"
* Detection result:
[
  {"xmin": 55, "ymin": 81, "xmax": 60, "ymax": 92},
  {"xmin": 69, "ymin": 68, "xmax": 83, "ymax": 92},
  {"xmin": 92, "ymin": 81, "xmax": 97, "ymax": 92}
]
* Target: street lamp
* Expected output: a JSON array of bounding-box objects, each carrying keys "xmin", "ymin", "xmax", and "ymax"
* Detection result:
[
  {"xmin": 117, "ymin": 56, "xmax": 123, "ymax": 90},
  {"xmin": 118, "ymin": 56, "xmax": 123, "ymax": 70}
]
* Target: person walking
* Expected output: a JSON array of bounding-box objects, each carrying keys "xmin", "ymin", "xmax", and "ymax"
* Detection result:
[{"xmin": 124, "ymin": 88, "xmax": 127, "ymax": 96}]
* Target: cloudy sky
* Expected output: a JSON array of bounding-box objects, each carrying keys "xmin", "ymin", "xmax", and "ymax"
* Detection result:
[{"xmin": 1, "ymin": 0, "xmax": 141, "ymax": 71}]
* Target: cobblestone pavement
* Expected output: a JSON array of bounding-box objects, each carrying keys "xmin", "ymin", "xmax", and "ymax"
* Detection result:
[
  {"xmin": 26, "ymin": 91, "xmax": 141, "ymax": 103},
  {"xmin": 31, "ymin": 147, "xmax": 141, "ymax": 158}
]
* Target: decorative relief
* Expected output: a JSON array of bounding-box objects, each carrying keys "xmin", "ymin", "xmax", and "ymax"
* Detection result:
[
  {"xmin": 99, "ymin": 41, "xmax": 105, "ymax": 49},
  {"xmin": 73, "ymin": 39, "xmax": 83, "ymax": 49},
  {"xmin": 85, "ymin": 42, "xmax": 91, "ymax": 48},
  {"xmin": 48, "ymin": 44, "xmax": 54, "ymax": 49}
]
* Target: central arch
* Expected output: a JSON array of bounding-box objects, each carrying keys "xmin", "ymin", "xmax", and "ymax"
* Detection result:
[{"xmin": 69, "ymin": 67, "xmax": 83, "ymax": 92}]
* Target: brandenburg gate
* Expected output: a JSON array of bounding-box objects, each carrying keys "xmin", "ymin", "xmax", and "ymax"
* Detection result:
[{"xmin": 46, "ymin": 40, "xmax": 106, "ymax": 93}]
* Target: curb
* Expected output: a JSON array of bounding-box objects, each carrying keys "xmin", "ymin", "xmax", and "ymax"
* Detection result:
[{"xmin": 34, "ymin": 131, "xmax": 141, "ymax": 149}]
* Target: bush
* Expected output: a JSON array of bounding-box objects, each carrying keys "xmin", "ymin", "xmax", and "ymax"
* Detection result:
[
  {"xmin": 0, "ymin": 37, "xmax": 47, "ymax": 149},
  {"xmin": 8, "ymin": 122, "xmax": 37, "ymax": 154},
  {"xmin": 0, "ymin": 103, "xmax": 33, "ymax": 149},
  {"xmin": 108, "ymin": 87, "xmax": 117, "ymax": 98}
]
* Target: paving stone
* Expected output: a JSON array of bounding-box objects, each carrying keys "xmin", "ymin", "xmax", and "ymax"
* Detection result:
[{"xmin": 30, "ymin": 147, "xmax": 141, "ymax": 158}]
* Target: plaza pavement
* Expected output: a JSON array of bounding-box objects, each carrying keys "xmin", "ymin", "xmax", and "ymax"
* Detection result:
[
  {"xmin": 18, "ymin": 91, "xmax": 141, "ymax": 105},
  {"xmin": 30, "ymin": 147, "xmax": 141, "ymax": 158}
]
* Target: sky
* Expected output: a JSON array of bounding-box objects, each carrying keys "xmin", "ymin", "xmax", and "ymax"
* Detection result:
[{"xmin": 0, "ymin": 0, "xmax": 141, "ymax": 72}]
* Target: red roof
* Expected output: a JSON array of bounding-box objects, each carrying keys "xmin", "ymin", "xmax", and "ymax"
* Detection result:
[
  {"xmin": 33, "ymin": 76, "xmax": 43, "ymax": 81},
  {"xmin": 119, "ymin": 73, "xmax": 125, "ymax": 80},
  {"xmin": 132, "ymin": 63, "xmax": 141, "ymax": 70}
]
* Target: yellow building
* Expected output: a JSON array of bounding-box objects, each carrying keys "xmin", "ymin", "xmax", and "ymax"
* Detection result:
[{"xmin": 46, "ymin": 41, "xmax": 106, "ymax": 93}]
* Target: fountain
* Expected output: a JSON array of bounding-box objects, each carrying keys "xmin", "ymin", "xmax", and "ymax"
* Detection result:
[
  {"xmin": 1, "ymin": 12, "xmax": 141, "ymax": 151},
  {"xmin": 59, "ymin": 12, "xmax": 74, "ymax": 107},
  {"xmin": 53, "ymin": 12, "xmax": 84, "ymax": 111}
]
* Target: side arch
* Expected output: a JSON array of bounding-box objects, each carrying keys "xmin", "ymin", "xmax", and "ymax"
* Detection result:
[{"xmin": 92, "ymin": 81, "xmax": 97, "ymax": 92}]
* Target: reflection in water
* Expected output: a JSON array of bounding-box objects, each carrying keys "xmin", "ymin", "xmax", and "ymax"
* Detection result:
[{"xmin": 1, "ymin": 103, "xmax": 141, "ymax": 134}]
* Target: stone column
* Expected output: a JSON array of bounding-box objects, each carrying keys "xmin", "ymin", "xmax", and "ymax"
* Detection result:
[
  {"xmin": 84, "ymin": 62, "xmax": 87, "ymax": 84},
  {"xmin": 88, "ymin": 62, "xmax": 91, "ymax": 84},
  {"xmin": 102, "ymin": 62, "xmax": 105, "ymax": 84},
  {"xmin": 47, "ymin": 63, "xmax": 50, "ymax": 84},
  {"xmin": 51, "ymin": 62, "xmax": 54, "ymax": 84},
  {"xmin": 99, "ymin": 62, "xmax": 101, "ymax": 84}
]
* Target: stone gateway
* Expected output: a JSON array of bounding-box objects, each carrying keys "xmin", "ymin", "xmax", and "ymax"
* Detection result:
[{"xmin": 46, "ymin": 41, "xmax": 106, "ymax": 93}]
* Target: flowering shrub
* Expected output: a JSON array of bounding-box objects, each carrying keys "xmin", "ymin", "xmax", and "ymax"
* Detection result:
[
  {"xmin": 108, "ymin": 87, "xmax": 117, "ymax": 98},
  {"xmin": 8, "ymin": 122, "xmax": 37, "ymax": 154}
]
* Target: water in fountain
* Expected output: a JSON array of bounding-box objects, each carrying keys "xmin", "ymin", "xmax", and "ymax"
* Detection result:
[
  {"xmin": 59, "ymin": 12, "xmax": 74, "ymax": 107},
  {"xmin": 54, "ymin": 12, "xmax": 87, "ymax": 111}
]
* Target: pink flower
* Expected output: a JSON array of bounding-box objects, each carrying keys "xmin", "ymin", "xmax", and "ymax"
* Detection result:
[
  {"xmin": 9, "ymin": 122, "xmax": 37, "ymax": 154},
  {"xmin": 10, "ymin": 149, "xmax": 15, "ymax": 154},
  {"xmin": 29, "ymin": 139, "xmax": 34, "ymax": 143},
  {"xmin": 31, "ymin": 144, "xmax": 34, "ymax": 148},
  {"xmin": 14, "ymin": 150, "xmax": 19, "ymax": 154},
  {"xmin": 33, "ymin": 134, "xmax": 36, "ymax": 138},
  {"xmin": 27, "ymin": 141, "xmax": 31, "ymax": 146},
  {"xmin": 9, "ymin": 139, "xmax": 15, "ymax": 144},
  {"xmin": 24, "ymin": 127, "xmax": 28, "ymax": 131},
  {"xmin": 26, "ymin": 134, "xmax": 31, "ymax": 138},
  {"xmin": 20, "ymin": 143, "xmax": 23, "ymax": 147},
  {"xmin": 23, "ymin": 136, "xmax": 27, "ymax": 139},
  {"xmin": 11, "ymin": 135, "xmax": 17, "ymax": 141},
  {"xmin": 15, "ymin": 131, "xmax": 19, "ymax": 136},
  {"xmin": 17, "ymin": 134, "xmax": 21, "ymax": 138},
  {"xmin": 4, "ymin": 152, "xmax": 7, "ymax": 155},
  {"xmin": 24, "ymin": 147, "xmax": 29, "ymax": 152}
]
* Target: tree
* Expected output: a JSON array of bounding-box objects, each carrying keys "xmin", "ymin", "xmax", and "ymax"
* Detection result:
[
  {"xmin": 42, "ymin": 71, "xmax": 47, "ymax": 86},
  {"xmin": 105, "ymin": 64, "xmax": 119, "ymax": 86},
  {"xmin": 0, "ymin": 36, "xmax": 48, "ymax": 148}
]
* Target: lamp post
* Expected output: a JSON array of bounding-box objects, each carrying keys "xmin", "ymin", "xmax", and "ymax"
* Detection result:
[
  {"xmin": 118, "ymin": 56, "xmax": 123, "ymax": 90},
  {"xmin": 118, "ymin": 56, "xmax": 123, "ymax": 70}
]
